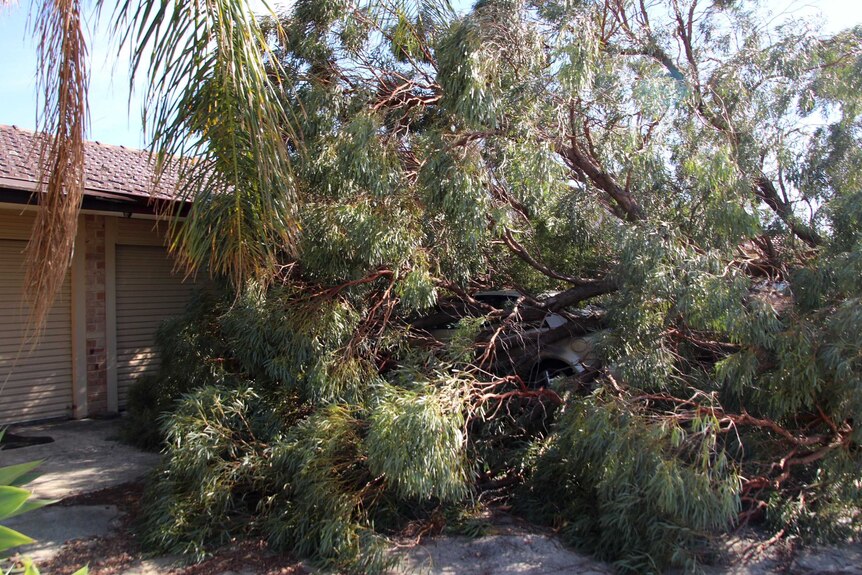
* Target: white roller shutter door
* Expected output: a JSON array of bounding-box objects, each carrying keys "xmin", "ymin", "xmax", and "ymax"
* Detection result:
[
  {"xmin": 0, "ymin": 239, "xmax": 73, "ymax": 424},
  {"xmin": 116, "ymin": 245, "xmax": 195, "ymax": 407}
]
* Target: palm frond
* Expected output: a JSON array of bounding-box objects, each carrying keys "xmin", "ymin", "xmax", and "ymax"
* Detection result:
[{"xmin": 116, "ymin": 0, "xmax": 301, "ymax": 288}]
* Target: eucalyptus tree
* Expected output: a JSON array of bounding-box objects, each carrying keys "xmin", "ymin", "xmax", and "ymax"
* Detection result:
[{"xmin": 121, "ymin": 0, "xmax": 862, "ymax": 572}]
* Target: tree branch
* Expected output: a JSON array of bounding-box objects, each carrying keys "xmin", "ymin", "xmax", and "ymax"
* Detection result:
[
  {"xmin": 501, "ymin": 229, "xmax": 593, "ymax": 286},
  {"xmin": 542, "ymin": 279, "xmax": 619, "ymax": 311},
  {"xmin": 557, "ymin": 140, "xmax": 646, "ymax": 222},
  {"xmin": 754, "ymin": 176, "xmax": 822, "ymax": 248}
]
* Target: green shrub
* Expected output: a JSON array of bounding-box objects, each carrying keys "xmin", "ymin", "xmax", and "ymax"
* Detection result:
[
  {"xmin": 140, "ymin": 386, "xmax": 281, "ymax": 557},
  {"xmin": 264, "ymin": 405, "xmax": 393, "ymax": 574},
  {"xmin": 366, "ymin": 382, "xmax": 469, "ymax": 501}
]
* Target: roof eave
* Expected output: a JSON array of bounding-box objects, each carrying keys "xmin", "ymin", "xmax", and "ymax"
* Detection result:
[{"xmin": 0, "ymin": 183, "xmax": 191, "ymax": 217}]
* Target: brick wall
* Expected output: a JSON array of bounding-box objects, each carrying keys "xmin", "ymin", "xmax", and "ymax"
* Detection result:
[{"xmin": 84, "ymin": 215, "xmax": 108, "ymax": 414}]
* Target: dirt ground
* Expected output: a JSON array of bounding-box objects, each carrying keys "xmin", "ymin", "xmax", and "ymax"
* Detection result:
[
  {"xmin": 36, "ymin": 483, "xmax": 307, "ymax": 575},
  {"xmin": 4, "ymin": 420, "xmax": 860, "ymax": 575}
]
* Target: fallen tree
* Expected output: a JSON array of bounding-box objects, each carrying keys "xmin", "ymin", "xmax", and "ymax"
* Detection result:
[{"xmin": 129, "ymin": 0, "xmax": 862, "ymax": 572}]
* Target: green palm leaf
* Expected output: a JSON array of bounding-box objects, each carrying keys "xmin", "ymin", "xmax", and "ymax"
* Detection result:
[
  {"xmin": 0, "ymin": 524, "xmax": 35, "ymax": 553},
  {"xmin": 0, "ymin": 461, "xmax": 43, "ymax": 488},
  {"xmin": 115, "ymin": 0, "xmax": 301, "ymax": 288},
  {"xmin": 0, "ymin": 486, "xmax": 30, "ymax": 520},
  {"xmin": 2, "ymin": 499, "xmax": 56, "ymax": 521}
]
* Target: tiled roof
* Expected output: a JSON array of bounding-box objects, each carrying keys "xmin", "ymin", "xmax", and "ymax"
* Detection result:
[{"xmin": 0, "ymin": 124, "xmax": 179, "ymax": 201}]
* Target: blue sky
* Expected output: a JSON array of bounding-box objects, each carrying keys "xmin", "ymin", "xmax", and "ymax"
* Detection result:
[
  {"xmin": 1, "ymin": 0, "xmax": 860, "ymax": 149},
  {"xmin": 0, "ymin": 2, "xmax": 144, "ymax": 147}
]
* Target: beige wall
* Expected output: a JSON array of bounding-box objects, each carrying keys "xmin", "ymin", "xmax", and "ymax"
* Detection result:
[{"xmin": 0, "ymin": 205, "xmax": 187, "ymax": 422}]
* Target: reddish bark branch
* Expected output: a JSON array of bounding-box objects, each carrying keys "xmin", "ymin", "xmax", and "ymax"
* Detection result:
[{"xmin": 311, "ymin": 268, "xmax": 395, "ymax": 299}]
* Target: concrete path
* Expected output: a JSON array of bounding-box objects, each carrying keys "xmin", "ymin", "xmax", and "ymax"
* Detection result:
[
  {"xmin": 3, "ymin": 505, "xmax": 121, "ymax": 562},
  {"xmin": 791, "ymin": 543, "xmax": 862, "ymax": 574},
  {"xmin": 1, "ymin": 418, "xmax": 158, "ymax": 562},
  {"xmin": 1, "ymin": 418, "xmax": 160, "ymax": 499}
]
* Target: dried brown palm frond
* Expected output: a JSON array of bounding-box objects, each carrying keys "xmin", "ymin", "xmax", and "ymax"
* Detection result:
[{"xmin": 25, "ymin": 0, "xmax": 88, "ymax": 336}]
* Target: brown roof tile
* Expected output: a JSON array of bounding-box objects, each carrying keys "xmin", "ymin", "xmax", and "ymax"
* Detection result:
[{"xmin": 0, "ymin": 124, "xmax": 179, "ymax": 201}]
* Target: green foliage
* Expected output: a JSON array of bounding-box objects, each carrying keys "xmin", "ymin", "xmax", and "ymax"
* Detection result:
[
  {"xmin": 436, "ymin": 18, "xmax": 499, "ymax": 129},
  {"xmin": 0, "ymin": 479, "xmax": 39, "ymax": 554},
  {"xmin": 122, "ymin": 289, "xmax": 231, "ymax": 450},
  {"xmin": 367, "ymin": 383, "xmax": 469, "ymax": 501},
  {"xmin": 0, "ymin": 448, "xmax": 53, "ymax": 557},
  {"xmin": 25, "ymin": 0, "xmax": 306, "ymax": 338},
  {"xmin": 129, "ymin": 287, "xmax": 477, "ymax": 571},
  {"xmin": 264, "ymin": 405, "xmax": 393, "ymax": 574},
  {"xmin": 521, "ymin": 397, "xmax": 741, "ymax": 574},
  {"xmin": 139, "ymin": 377, "xmax": 474, "ymax": 573},
  {"xmin": 141, "ymin": 386, "xmax": 279, "ymax": 557},
  {"xmin": 117, "ymin": 0, "xmax": 300, "ymax": 288}
]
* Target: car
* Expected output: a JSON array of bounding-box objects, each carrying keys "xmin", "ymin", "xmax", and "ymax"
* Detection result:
[{"xmin": 410, "ymin": 290, "xmax": 604, "ymax": 386}]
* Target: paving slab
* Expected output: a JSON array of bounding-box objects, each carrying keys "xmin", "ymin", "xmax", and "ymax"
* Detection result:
[
  {"xmin": 1, "ymin": 418, "xmax": 160, "ymax": 499},
  {"xmin": 1, "ymin": 418, "xmax": 159, "ymax": 563},
  {"xmin": 4, "ymin": 505, "xmax": 121, "ymax": 562}
]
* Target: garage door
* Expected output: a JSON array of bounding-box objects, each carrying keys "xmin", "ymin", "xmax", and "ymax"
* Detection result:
[
  {"xmin": 116, "ymin": 245, "xmax": 196, "ymax": 407},
  {"xmin": 0, "ymin": 239, "xmax": 73, "ymax": 424}
]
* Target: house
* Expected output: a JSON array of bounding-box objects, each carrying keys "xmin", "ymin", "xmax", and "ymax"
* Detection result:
[{"xmin": 0, "ymin": 125, "xmax": 200, "ymax": 425}]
